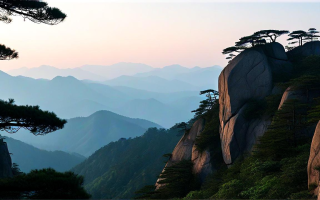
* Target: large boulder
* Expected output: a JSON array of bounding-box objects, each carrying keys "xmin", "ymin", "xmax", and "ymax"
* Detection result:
[
  {"xmin": 219, "ymin": 42, "xmax": 291, "ymax": 165},
  {"xmin": 288, "ymin": 41, "xmax": 320, "ymax": 61},
  {"xmin": 219, "ymin": 49, "xmax": 273, "ymax": 126},
  {"xmin": 0, "ymin": 139, "xmax": 13, "ymax": 178},
  {"xmin": 308, "ymin": 121, "xmax": 320, "ymax": 197}
]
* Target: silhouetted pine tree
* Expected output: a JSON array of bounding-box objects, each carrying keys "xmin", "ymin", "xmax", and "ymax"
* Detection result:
[{"xmin": 0, "ymin": 1, "xmax": 67, "ymax": 134}]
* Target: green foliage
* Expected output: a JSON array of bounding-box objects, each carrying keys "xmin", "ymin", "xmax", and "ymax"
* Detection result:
[
  {"xmin": 5, "ymin": 136, "xmax": 85, "ymax": 173},
  {"xmin": 194, "ymin": 102, "xmax": 221, "ymax": 165},
  {"xmin": 0, "ymin": 168, "xmax": 90, "ymax": 199},
  {"xmin": 135, "ymin": 185, "xmax": 157, "ymax": 199},
  {"xmin": 243, "ymin": 99, "xmax": 268, "ymax": 120},
  {"xmin": 0, "ymin": 99, "xmax": 67, "ymax": 135},
  {"xmin": 181, "ymin": 32, "xmax": 320, "ymax": 200},
  {"xmin": 11, "ymin": 163, "xmax": 22, "ymax": 177},
  {"xmin": 72, "ymin": 127, "xmax": 181, "ymax": 199},
  {"xmin": 256, "ymin": 99, "xmax": 308, "ymax": 160},
  {"xmin": 189, "ymin": 92, "xmax": 314, "ymax": 199},
  {"xmin": 308, "ymin": 98, "xmax": 320, "ymax": 124},
  {"xmin": 192, "ymin": 89, "xmax": 218, "ymax": 117},
  {"xmin": 172, "ymin": 122, "xmax": 188, "ymax": 136},
  {"xmin": 152, "ymin": 160, "xmax": 200, "ymax": 199}
]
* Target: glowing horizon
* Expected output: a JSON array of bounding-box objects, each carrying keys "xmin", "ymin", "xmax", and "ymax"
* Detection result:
[{"xmin": 0, "ymin": 1, "xmax": 319, "ymax": 71}]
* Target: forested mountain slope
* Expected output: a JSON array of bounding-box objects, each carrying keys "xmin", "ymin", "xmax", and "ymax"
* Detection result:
[
  {"xmin": 2, "ymin": 111, "xmax": 162, "ymax": 157},
  {"xmin": 5, "ymin": 137, "xmax": 85, "ymax": 173},
  {"xmin": 72, "ymin": 127, "xmax": 181, "ymax": 199}
]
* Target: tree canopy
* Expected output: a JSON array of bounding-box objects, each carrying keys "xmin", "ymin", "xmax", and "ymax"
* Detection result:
[
  {"xmin": 0, "ymin": 168, "xmax": 90, "ymax": 199},
  {"xmin": 222, "ymin": 29, "xmax": 289, "ymax": 61},
  {"xmin": 307, "ymin": 28, "xmax": 320, "ymax": 41},
  {"xmin": 0, "ymin": 1, "xmax": 67, "ymax": 135},
  {"xmin": 287, "ymin": 30, "xmax": 309, "ymax": 46},
  {"xmin": 254, "ymin": 30, "xmax": 289, "ymax": 42},
  {"xmin": 192, "ymin": 89, "xmax": 219, "ymax": 117},
  {"xmin": 0, "ymin": 44, "xmax": 18, "ymax": 60},
  {"xmin": 0, "ymin": 99, "xmax": 66, "ymax": 135},
  {"xmin": 0, "ymin": 0, "xmax": 66, "ymax": 25},
  {"xmin": 0, "ymin": 0, "xmax": 66, "ymax": 60}
]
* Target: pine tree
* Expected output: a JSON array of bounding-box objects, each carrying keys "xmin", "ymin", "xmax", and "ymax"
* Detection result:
[
  {"xmin": 192, "ymin": 89, "xmax": 218, "ymax": 117},
  {"xmin": 0, "ymin": 1, "xmax": 67, "ymax": 134},
  {"xmin": 255, "ymin": 99, "xmax": 308, "ymax": 160},
  {"xmin": 0, "ymin": 0, "xmax": 66, "ymax": 60},
  {"xmin": 287, "ymin": 30, "xmax": 309, "ymax": 47},
  {"xmin": 307, "ymin": 28, "xmax": 320, "ymax": 41},
  {"xmin": 222, "ymin": 29, "xmax": 288, "ymax": 61},
  {"xmin": 155, "ymin": 160, "xmax": 199, "ymax": 199},
  {"xmin": 0, "ymin": 99, "xmax": 66, "ymax": 135},
  {"xmin": 254, "ymin": 30, "xmax": 289, "ymax": 42}
]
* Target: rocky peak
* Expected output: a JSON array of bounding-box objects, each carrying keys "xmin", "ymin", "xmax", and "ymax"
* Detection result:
[
  {"xmin": 219, "ymin": 42, "xmax": 291, "ymax": 165},
  {"xmin": 288, "ymin": 41, "xmax": 320, "ymax": 61}
]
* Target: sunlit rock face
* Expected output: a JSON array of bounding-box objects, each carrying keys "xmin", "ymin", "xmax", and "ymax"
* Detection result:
[
  {"xmin": 219, "ymin": 42, "xmax": 291, "ymax": 165},
  {"xmin": 155, "ymin": 118, "xmax": 214, "ymax": 188},
  {"xmin": 308, "ymin": 121, "xmax": 320, "ymax": 197},
  {"xmin": 191, "ymin": 148, "xmax": 212, "ymax": 183},
  {"xmin": 0, "ymin": 139, "xmax": 13, "ymax": 178}
]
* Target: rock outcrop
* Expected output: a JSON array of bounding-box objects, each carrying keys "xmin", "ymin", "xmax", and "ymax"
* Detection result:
[
  {"xmin": 156, "ymin": 118, "xmax": 214, "ymax": 188},
  {"xmin": 278, "ymin": 86, "xmax": 320, "ymax": 110},
  {"xmin": 308, "ymin": 121, "xmax": 320, "ymax": 197},
  {"xmin": 0, "ymin": 138, "xmax": 13, "ymax": 178},
  {"xmin": 288, "ymin": 41, "xmax": 320, "ymax": 61},
  {"xmin": 191, "ymin": 148, "xmax": 212, "ymax": 183},
  {"xmin": 219, "ymin": 42, "xmax": 291, "ymax": 165}
]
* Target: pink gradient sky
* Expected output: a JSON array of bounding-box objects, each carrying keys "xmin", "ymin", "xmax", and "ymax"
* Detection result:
[{"xmin": 0, "ymin": 1, "xmax": 319, "ymax": 71}]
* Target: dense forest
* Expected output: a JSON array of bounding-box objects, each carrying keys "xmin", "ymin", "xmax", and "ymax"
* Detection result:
[{"xmin": 72, "ymin": 127, "xmax": 183, "ymax": 199}]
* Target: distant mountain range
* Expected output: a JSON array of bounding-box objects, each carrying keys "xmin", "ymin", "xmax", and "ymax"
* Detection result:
[
  {"xmin": 5, "ymin": 137, "xmax": 85, "ymax": 173},
  {"xmin": 7, "ymin": 63, "xmax": 154, "ymax": 81},
  {"xmin": 0, "ymin": 71, "xmax": 201, "ymax": 127},
  {"xmin": 104, "ymin": 75, "xmax": 200, "ymax": 93},
  {"xmin": 7, "ymin": 65, "xmax": 106, "ymax": 81},
  {"xmin": 81, "ymin": 63, "xmax": 154, "ymax": 80},
  {"xmin": 2, "ymin": 110, "xmax": 162, "ymax": 157},
  {"xmin": 6, "ymin": 63, "xmax": 222, "ymax": 91}
]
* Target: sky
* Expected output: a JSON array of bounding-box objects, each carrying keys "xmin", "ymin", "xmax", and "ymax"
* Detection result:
[{"xmin": 0, "ymin": 1, "xmax": 320, "ymax": 71}]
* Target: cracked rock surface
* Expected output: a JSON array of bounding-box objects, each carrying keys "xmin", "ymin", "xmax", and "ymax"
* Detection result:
[
  {"xmin": 308, "ymin": 121, "xmax": 320, "ymax": 196},
  {"xmin": 155, "ymin": 118, "xmax": 214, "ymax": 188},
  {"xmin": 219, "ymin": 42, "xmax": 290, "ymax": 165}
]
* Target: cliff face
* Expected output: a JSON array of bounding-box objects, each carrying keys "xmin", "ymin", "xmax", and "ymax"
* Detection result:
[
  {"xmin": 156, "ymin": 41, "xmax": 320, "ymax": 193},
  {"xmin": 156, "ymin": 119, "xmax": 213, "ymax": 188},
  {"xmin": 218, "ymin": 42, "xmax": 291, "ymax": 165},
  {"xmin": 308, "ymin": 121, "xmax": 320, "ymax": 198},
  {"xmin": 0, "ymin": 139, "xmax": 13, "ymax": 178}
]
